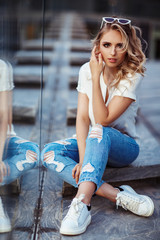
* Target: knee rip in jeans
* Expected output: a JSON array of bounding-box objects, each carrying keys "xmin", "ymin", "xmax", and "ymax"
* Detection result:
[
  {"xmin": 54, "ymin": 140, "xmax": 71, "ymax": 145},
  {"xmin": 44, "ymin": 150, "xmax": 65, "ymax": 172},
  {"xmin": 16, "ymin": 150, "xmax": 37, "ymax": 171},
  {"xmin": 81, "ymin": 163, "xmax": 95, "ymax": 174},
  {"xmin": 15, "ymin": 139, "xmax": 30, "ymax": 144},
  {"xmin": 89, "ymin": 124, "xmax": 103, "ymax": 143}
]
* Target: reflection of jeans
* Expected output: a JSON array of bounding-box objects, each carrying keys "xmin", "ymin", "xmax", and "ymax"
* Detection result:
[
  {"xmin": 1, "ymin": 136, "xmax": 39, "ymax": 185},
  {"xmin": 41, "ymin": 125, "xmax": 139, "ymax": 190}
]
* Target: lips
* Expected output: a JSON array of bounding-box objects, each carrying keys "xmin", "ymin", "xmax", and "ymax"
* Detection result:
[{"xmin": 108, "ymin": 58, "xmax": 117, "ymax": 63}]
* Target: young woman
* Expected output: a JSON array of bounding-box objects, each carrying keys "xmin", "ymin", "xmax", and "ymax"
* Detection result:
[
  {"xmin": 0, "ymin": 60, "xmax": 39, "ymax": 233},
  {"xmin": 42, "ymin": 17, "xmax": 154, "ymax": 235}
]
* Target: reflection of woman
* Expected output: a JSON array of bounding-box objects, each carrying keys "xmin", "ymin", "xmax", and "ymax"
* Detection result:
[
  {"xmin": 0, "ymin": 60, "xmax": 39, "ymax": 233},
  {"xmin": 42, "ymin": 17, "xmax": 154, "ymax": 235}
]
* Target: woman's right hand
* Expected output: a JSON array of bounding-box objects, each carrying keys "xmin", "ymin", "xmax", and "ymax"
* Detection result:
[
  {"xmin": 72, "ymin": 163, "xmax": 82, "ymax": 184},
  {"xmin": 89, "ymin": 46, "xmax": 104, "ymax": 80},
  {"xmin": 0, "ymin": 161, "xmax": 10, "ymax": 183}
]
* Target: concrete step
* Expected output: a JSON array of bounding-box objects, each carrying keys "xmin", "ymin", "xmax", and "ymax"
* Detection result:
[
  {"xmin": 15, "ymin": 50, "xmax": 53, "ymax": 65},
  {"xmin": 59, "ymin": 66, "xmax": 80, "ymax": 77},
  {"xmin": 45, "ymin": 32, "xmax": 60, "ymax": 39},
  {"xmin": 69, "ymin": 52, "xmax": 90, "ymax": 66},
  {"xmin": 67, "ymin": 90, "xmax": 78, "ymax": 125},
  {"xmin": 13, "ymin": 65, "xmax": 50, "ymax": 87},
  {"xmin": 0, "ymin": 179, "xmax": 21, "ymax": 195},
  {"xmin": 13, "ymin": 88, "xmax": 40, "ymax": 123},
  {"xmin": 71, "ymin": 32, "xmax": 89, "ymax": 39},
  {"xmin": 70, "ymin": 43, "xmax": 91, "ymax": 52},
  {"xmin": 69, "ymin": 76, "xmax": 78, "ymax": 89},
  {"xmin": 22, "ymin": 39, "xmax": 55, "ymax": 51}
]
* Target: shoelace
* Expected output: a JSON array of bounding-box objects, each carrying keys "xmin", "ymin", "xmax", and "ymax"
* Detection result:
[
  {"xmin": 116, "ymin": 194, "xmax": 141, "ymax": 212},
  {"xmin": 66, "ymin": 194, "xmax": 85, "ymax": 220}
]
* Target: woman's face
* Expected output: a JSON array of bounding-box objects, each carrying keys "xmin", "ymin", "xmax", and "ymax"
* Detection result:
[{"xmin": 99, "ymin": 29, "xmax": 127, "ymax": 69}]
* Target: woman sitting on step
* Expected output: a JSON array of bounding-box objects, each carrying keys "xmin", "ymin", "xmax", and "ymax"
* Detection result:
[
  {"xmin": 41, "ymin": 16, "xmax": 154, "ymax": 235},
  {"xmin": 0, "ymin": 60, "xmax": 39, "ymax": 233}
]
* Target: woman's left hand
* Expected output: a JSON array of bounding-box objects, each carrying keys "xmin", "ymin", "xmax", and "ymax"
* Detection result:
[
  {"xmin": 0, "ymin": 161, "xmax": 10, "ymax": 183},
  {"xmin": 89, "ymin": 46, "xmax": 104, "ymax": 80},
  {"xmin": 72, "ymin": 163, "xmax": 82, "ymax": 184}
]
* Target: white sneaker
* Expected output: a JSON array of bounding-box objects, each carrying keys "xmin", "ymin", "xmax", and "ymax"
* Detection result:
[
  {"xmin": 0, "ymin": 197, "xmax": 11, "ymax": 233},
  {"xmin": 60, "ymin": 194, "xmax": 91, "ymax": 235},
  {"xmin": 116, "ymin": 185, "xmax": 154, "ymax": 217}
]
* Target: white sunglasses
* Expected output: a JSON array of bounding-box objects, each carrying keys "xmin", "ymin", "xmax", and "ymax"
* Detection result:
[{"xmin": 100, "ymin": 17, "xmax": 131, "ymax": 29}]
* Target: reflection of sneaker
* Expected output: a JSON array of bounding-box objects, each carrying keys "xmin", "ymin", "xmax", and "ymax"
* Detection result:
[
  {"xmin": 116, "ymin": 185, "xmax": 154, "ymax": 217},
  {"xmin": 60, "ymin": 194, "xmax": 91, "ymax": 235},
  {"xmin": 0, "ymin": 197, "xmax": 11, "ymax": 233}
]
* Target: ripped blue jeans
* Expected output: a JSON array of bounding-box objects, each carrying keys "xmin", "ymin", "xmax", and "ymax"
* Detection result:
[
  {"xmin": 41, "ymin": 125, "xmax": 139, "ymax": 190},
  {"xmin": 1, "ymin": 136, "xmax": 39, "ymax": 186}
]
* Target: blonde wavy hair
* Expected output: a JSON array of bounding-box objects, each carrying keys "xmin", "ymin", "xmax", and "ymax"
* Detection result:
[{"xmin": 92, "ymin": 19, "xmax": 147, "ymax": 88}]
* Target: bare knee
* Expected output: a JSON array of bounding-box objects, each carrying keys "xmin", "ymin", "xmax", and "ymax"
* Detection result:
[
  {"xmin": 88, "ymin": 124, "xmax": 103, "ymax": 143},
  {"xmin": 43, "ymin": 150, "xmax": 65, "ymax": 172}
]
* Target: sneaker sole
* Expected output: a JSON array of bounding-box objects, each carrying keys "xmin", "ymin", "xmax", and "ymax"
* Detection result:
[
  {"xmin": 60, "ymin": 215, "xmax": 91, "ymax": 235},
  {"xmin": 120, "ymin": 185, "xmax": 154, "ymax": 217}
]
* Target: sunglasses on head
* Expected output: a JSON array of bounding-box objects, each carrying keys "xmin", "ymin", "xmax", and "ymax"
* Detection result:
[{"xmin": 100, "ymin": 17, "xmax": 131, "ymax": 29}]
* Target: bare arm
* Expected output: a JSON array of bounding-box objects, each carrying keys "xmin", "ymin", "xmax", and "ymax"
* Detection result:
[
  {"xmin": 72, "ymin": 92, "xmax": 90, "ymax": 183},
  {"xmin": 92, "ymin": 79, "xmax": 133, "ymax": 125},
  {"xmin": 0, "ymin": 91, "xmax": 9, "ymax": 181},
  {"xmin": 0, "ymin": 91, "xmax": 8, "ymax": 160},
  {"xmin": 90, "ymin": 46, "xmax": 134, "ymax": 126}
]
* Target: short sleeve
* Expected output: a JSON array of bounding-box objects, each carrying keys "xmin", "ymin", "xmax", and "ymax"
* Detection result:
[
  {"xmin": 76, "ymin": 62, "xmax": 90, "ymax": 94},
  {"xmin": 112, "ymin": 73, "xmax": 142, "ymax": 101},
  {"xmin": 0, "ymin": 60, "xmax": 14, "ymax": 92}
]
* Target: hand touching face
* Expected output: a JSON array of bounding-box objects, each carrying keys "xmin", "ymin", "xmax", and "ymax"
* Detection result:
[{"xmin": 89, "ymin": 46, "xmax": 104, "ymax": 79}]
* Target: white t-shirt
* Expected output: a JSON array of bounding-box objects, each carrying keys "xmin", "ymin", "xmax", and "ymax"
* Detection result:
[
  {"xmin": 77, "ymin": 62, "xmax": 142, "ymax": 143},
  {"xmin": 0, "ymin": 60, "xmax": 14, "ymax": 92},
  {"xmin": 0, "ymin": 59, "xmax": 16, "ymax": 136}
]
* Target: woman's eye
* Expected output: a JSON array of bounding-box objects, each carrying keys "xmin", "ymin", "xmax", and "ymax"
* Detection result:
[
  {"xmin": 117, "ymin": 43, "xmax": 123, "ymax": 49},
  {"xmin": 103, "ymin": 43, "xmax": 110, "ymax": 48}
]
